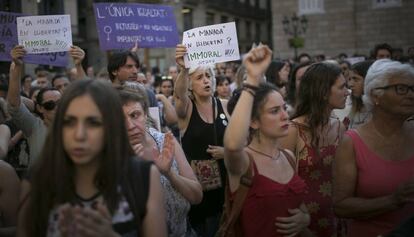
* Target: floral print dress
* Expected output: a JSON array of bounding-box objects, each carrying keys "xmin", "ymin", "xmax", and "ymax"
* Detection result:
[
  {"xmin": 291, "ymin": 120, "xmax": 341, "ymax": 237},
  {"xmin": 148, "ymin": 128, "xmax": 193, "ymax": 237}
]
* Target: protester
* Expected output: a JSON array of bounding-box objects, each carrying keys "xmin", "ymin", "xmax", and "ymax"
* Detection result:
[
  {"xmin": 17, "ymin": 79, "xmax": 166, "ymax": 236},
  {"xmin": 33, "ymin": 70, "xmax": 49, "ymax": 88},
  {"xmin": 0, "ymin": 160, "xmax": 20, "ymax": 237},
  {"xmin": 168, "ymin": 65, "xmax": 179, "ymax": 83},
  {"xmin": 20, "ymin": 75, "xmax": 33, "ymax": 98},
  {"xmin": 298, "ymin": 53, "xmax": 312, "ymax": 64},
  {"xmin": 286, "ymin": 61, "xmax": 312, "ymax": 116},
  {"xmin": 7, "ymin": 46, "xmax": 61, "ymax": 165},
  {"xmin": 51, "ymin": 75, "xmax": 70, "ymax": 94},
  {"xmin": 159, "ymin": 79, "xmax": 174, "ymax": 99},
  {"xmin": 223, "ymin": 44, "xmax": 311, "ymax": 237},
  {"xmin": 333, "ymin": 59, "xmax": 414, "ymax": 237},
  {"xmin": 373, "ymin": 43, "xmax": 393, "ymax": 60},
  {"xmin": 265, "ymin": 60, "xmax": 290, "ymax": 99},
  {"xmin": 174, "ymin": 44, "xmax": 230, "ymax": 237},
  {"xmin": 107, "ymin": 51, "xmax": 158, "ymax": 107},
  {"xmin": 0, "ymin": 99, "xmax": 30, "ymax": 177},
  {"xmin": 215, "ymin": 76, "xmax": 231, "ymax": 100},
  {"xmin": 7, "ymin": 45, "xmax": 86, "ymax": 166},
  {"xmin": 224, "ymin": 64, "xmax": 237, "ymax": 93},
  {"xmin": 339, "ymin": 60, "xmax": 351, "ymax": 82},
  {"xmin": 345, "ymin": 60, "xmax": 374, "ymax": 129},
  {"xmin": 118, "ymin": 87, "xmax": 202, "ymax": 237},
  {"xmin": 280, "ymin": 62, "xmax": 349, "ymax": 236}
]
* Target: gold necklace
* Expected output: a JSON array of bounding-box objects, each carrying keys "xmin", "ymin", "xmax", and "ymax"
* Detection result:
[{"xmin": 247, "ymin": 146, "xmax": 281, "ymax": 160}]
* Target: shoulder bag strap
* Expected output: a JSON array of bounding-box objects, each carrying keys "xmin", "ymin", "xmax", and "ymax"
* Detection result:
[
  {"xmin": 212, "ymin": 96, "xmax": 218, "ymax": 145},
  {"xmin": 221, "ymin": 153, "xmax": 254, "ymax": 233},
  {"xmin": 280, "ymin": 149, "xmax": 297, "ymax": 173}
]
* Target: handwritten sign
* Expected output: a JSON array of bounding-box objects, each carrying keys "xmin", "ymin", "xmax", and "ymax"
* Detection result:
[
  {"xmin": 182, "ymin": 22, "xmax": 240, "ymax": 68},
  {"xmin": 0, "ymin": 11, "xmax": 68, "ymax": 66},
  {"xmin": 17, "ymin": 14, "xmax": 72, "ymax": 54},
  {"xmin": 93, "ymin": 3, "xmax": 179, "ymax": 50}
]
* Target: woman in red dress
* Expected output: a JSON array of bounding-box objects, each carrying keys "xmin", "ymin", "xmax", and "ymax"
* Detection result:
[
  {"xmin": 224, "ymin": 44, "xmax": 311, "ymax": 237},
  {"xmin": 280, "ymin": 62, "xmax": 349, "ymax": 237}
]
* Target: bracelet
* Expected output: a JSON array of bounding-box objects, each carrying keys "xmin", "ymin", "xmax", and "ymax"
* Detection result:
[{"xmin": 242, "ymin": 87, "xmax": 256, "ymax": 97}]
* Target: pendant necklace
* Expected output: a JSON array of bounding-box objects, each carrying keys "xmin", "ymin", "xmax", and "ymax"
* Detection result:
[{"xmin": 247, "ymin": 146, "xmax": 281, "ymax": 160}]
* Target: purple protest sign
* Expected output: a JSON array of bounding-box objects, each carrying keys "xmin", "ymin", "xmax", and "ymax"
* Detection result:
[
  {"xmin": 93, "ymin": 3, "xmax": 179, "ymax": 50},
  {"xmin": 0, "ymin": 11, "xmax": 68, "ymax": 67}
]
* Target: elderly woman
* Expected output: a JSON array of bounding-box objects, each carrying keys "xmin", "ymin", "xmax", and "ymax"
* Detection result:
[
  {"xmin": 118, "ymin": 85, "xmax": 202, "ymax": 237},
  {"xmin": 333, "ymin": 59, "xmax": 414, "ymax": 237},
  {"xmin": 174, "ymin": 45, "xmax": 230, "ymax": 236}
]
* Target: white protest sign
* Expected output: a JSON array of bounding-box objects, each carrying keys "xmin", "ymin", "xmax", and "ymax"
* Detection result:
[
  {"xmin": 183, "ymin": 22, "xmax": 240, "ymax": 68},
  {"xmin": 345, "ymin": 57, "xmax": 365, "ymax": 65},
  {"xmin": 17, "ymin": 15, "xmax": 72, "ymax": 54}
]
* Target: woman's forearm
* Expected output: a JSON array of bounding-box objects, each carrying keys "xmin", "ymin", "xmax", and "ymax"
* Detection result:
[{"xmin": 334, "ymin": 195, "xmax": 400, "ymax": 219}]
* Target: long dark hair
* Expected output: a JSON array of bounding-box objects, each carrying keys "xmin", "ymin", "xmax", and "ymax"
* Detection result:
[
  {"xmin": 350, "ymin": 60, "xmax": 374, "ymax": 114},
  {"xmin": 25, "ymin": 80, "xmax": 134, "ymax": 236},
  {"xmin": 293, "ymin": 62, "xmax": 342, "ymax": 148},
  {"xmin": 287, "ymin": 61, "xmax": 312, "ymax": 107},
  {"xmin": 265, "ymin": 60, "xmax": 286, "ymax": 87}
]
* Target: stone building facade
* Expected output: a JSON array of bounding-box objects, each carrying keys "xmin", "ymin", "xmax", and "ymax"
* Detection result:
[{"xmin": 272, "ymin": 0, "xmax": 414, "ymax": 60}]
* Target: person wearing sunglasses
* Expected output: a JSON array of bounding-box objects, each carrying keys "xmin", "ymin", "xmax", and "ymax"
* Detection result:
[
  {"xmin": 6, "ymin": 46, "xmax": 62, "ymax": 166},
  {"xmin": 333, "ymin": 59, "xmax": 414, "ymax": 237}
]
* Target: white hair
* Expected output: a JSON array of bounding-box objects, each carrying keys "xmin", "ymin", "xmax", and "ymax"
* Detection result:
[
  {"xmin": 363, "ymin": 59, "xmax": 414, "ymax": 110},
  {"xmin": 188, "ymin": 65, "xmax": 216, "ymax": 95}
]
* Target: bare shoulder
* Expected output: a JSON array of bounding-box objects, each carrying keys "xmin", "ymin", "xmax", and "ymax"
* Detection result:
[{"xmin": 292, "ymin": 116, "xmax": 307, "ymax": 126}]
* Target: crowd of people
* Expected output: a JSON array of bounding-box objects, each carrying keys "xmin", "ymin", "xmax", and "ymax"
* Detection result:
[{"xmin": 0, "ymin": 40, "xmax": 413, "ymax": 237}]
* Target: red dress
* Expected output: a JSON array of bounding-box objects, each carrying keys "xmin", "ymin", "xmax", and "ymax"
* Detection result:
[
  {"xmin": 291, "ymin": 120, "xmax": 341, "ymax": 237},
  {"xmin": 346, "ymin": 130, "xmax": 414, "ymax": 237},
  {"xmin": 239, "ymin": 159, "xmax": 307, "ymax": 237}
]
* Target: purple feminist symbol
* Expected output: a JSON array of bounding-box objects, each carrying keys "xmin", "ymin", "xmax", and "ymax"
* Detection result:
[{"xmin": 104, "ymin": 26, "xmax": 112, "ymax": 41}]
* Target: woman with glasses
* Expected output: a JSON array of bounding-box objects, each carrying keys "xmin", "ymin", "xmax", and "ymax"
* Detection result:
[
  {"xmin": 333, "ymin": 59, "xmax": 414, "ymax": 237},
  {"xmin": 7, "ymin": 46, "xmax": 62, "ymax": 165},
  {"xmin": 8, "ymin": 45, "xmax": 85, "ymax": 165}
]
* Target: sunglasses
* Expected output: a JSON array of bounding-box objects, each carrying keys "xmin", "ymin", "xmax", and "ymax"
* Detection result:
[{"xmin": 42, "ymin": 100, "xmax": 60, "ymax": 111}]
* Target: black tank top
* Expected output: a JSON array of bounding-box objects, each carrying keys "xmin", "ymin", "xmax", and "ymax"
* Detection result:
[{"xmin": 181, "ymin": 97, "xmax": 228, "ymax": 223}]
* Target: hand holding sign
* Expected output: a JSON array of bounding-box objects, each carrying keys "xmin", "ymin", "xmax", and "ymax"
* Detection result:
[
  {"xmin": 130, "ymin": 40, "xmax": 139, "ymax": 53},
  {"xmin": 10, "ymin": 45, "xmax": 26, "ymax": 65},
  {"xmin": 69, "ymin": 45, "xmax": 85, "ymax": 66},
  {"xmin": 175, "ymin": 44, "xmax": 187, "ymax": 68}
]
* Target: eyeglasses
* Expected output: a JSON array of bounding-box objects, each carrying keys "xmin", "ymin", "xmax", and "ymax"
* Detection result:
[
  {"xmin": 42, "ymin": 100, "xmax": 60, "ymax": 111},
  {"xmin": 374, "ymin": 84, "xmax": 414, "ymax": 95}
]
